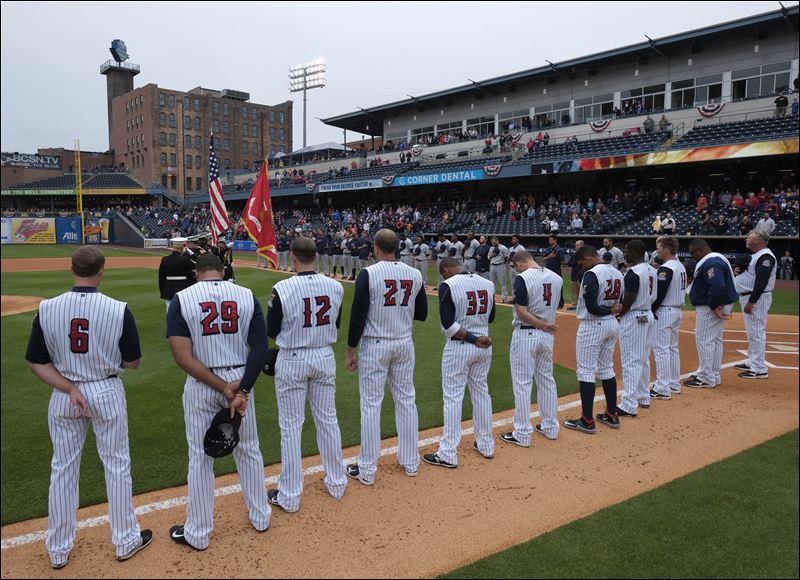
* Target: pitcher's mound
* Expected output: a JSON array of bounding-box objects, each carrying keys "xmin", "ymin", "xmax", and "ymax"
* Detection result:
[{"xmin": 1, "ymin": 295, "xmax": 43, "ymax": 316}]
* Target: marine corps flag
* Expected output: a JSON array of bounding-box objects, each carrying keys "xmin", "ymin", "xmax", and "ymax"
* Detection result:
[{"xmin": 243, "ymin": 162, "xmax": 278, "ymax": 269}]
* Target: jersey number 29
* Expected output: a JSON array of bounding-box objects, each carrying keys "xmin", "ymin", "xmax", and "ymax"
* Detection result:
[{"xmin": 200, "ymin": 301, "xmax": 239, "ymax": 336}]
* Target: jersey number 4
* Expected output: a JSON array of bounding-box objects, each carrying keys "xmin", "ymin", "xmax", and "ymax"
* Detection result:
[
  {"xmin": 603, "ymin": 279, "xmax": 622, "ymax": 301},
  {"xmin": 200, "ymin": 301, "xmax": 239, "ymax": 336},
  {"xmin": 466, "ymin": 290, "xmax": 490, "ymax": 315},
  {"xmin": 69, "ymin": 318, "xmax": 90, "ymax": 354},
  {"xmin": 384, "ymin": 280, "xmax": 413, "ymax": 306},
  {"xmin": 303, "ymin": 296, "xmax": 332, "ymax": 327}
]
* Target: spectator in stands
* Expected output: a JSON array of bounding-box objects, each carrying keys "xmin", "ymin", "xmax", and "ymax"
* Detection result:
[
  {"xmin": 569, "ymin": 213, "xmax": 583, "ymax": 232},
  {"xmin": 658, "ymin": 115, "xmax": 669, "ymax": 132},
  {"xmin": 662, "ymin": 212, "xmax": 676, "ymax": 235},
  {"xmin": 747, "ymin": 192, "xmax": 760, "ymax": 213},
  {"xmin": 792, "ymin": 98, "xmax": 799, "ymax": 117},
  {"xmin": 715, "ymin": 215, "xmax": 730, "ymax": 235},
  {"xmin": 651, "ymin": 215, "xmax": 662, "ymax": 233},
  {"xmin": 755, "ymin": 211, "xmax": 776, "ymax": 235},
  {"xmin": 700, "ymin": 214, "xmax": 715, "ymax": 236},
  {"xmin": 549, "ymin": 217, "xmax": 560, "ymax": 235},
  {"xmin": 643, "ymin": 116, "xmax": 655, "ymax": 134},
  {"xmin": 774, "ymin": 92, "xmax": 789, "ymax": 117},
  {"xmin": 591, "ymin": 209, "xmax": 603, "ymax": 229},
  {"xmin": 696, "ymin": 193, "xmax": 708, "ymax": 214},
  {"xmin": 541, "ymin": 215, "xmax": 551, "ymax": 234},
  {"xmin": 543, "ymin": 133, "xmax": 550, "ymax": 146},
  {"xmin": 613, "ymin": 106, "xmax": 622, "ymax": 119},
  {"xmin": 686, "ymin": 216, "xmax": 699, "ymax": 236},
  {"xmin": 739, "ymin": 215, "xmax": 753, "ymax": 236},
  {"xmin": 527, "ymin": 138, "xmax": 535, "ymax": 154}
]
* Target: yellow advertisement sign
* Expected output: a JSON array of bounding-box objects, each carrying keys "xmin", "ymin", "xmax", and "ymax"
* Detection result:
[{"xmin": 11, "ymin": 218, "xmax": 56, "ymax": 244}]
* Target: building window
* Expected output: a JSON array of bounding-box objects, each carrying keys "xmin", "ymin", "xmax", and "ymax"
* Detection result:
[
  {"xmin": 252, "ymin": 142, "xmax": 258, "ymax": 155},
  {"xmin": 732, "ymin": 61, "xmax": 791, "ymax": 101},
  {"xmin": 620, "ymin": 84, "xmax": 666, "ymax": 114},
  {"xmin": 213, "ymin": 119, "xmax": 220, "ymax": 132},
  {"xmin": 224, "ymin": 120, "xmax": 230, "ymax": 134},
  {"xmin": 194, "ymin": 98, "xmax": 200, "ymax": 113},
  {"xmin": 270, "ymin": 110, "xmax": 275, "ymax": 122},
  {"xmin": 279, "ymin": 128, "xmax": 285, "ymax": 140},
  {"xmin": 140, "ymin": 114, "xmax": 144, "ymax": 124},
  {"xmin": 170, "ymin": 175, "xmax": 177, "ymax": 190},
  {"xmin": 213, "ymin": 101, "xmax": 219, "ymax": 114},
  {"xmin": 184, "ymin": 96, "xmax": 190, "ymax": 109},
  {"xmin": 224, "ymin": 102, "xmax": 229, "ymax": 115},
  {"xmin": 224, "ymin": 158, "xmax": 231, "ymax": 169},
  {"xmin": 160, "ymin": 132, "xmax": 166, "ymax": 146},
  {"xmin": 169, "ymin": 153, "xmax": 177, "ymax": 166},
  {"xmin": 159, "ymin": 112, "xmax": 166, "ymax": 127},
  {"xmin": 242, "ymin": 106, "xmax": 248, "ymax": 120},
  {"xmin": 224, "ymin": 139, "xmax": 230, "ymax": 151},
  {"xmin": 196, "ymin": 177, "xmax": 202, "ymax": 190},
  {"xmin": 160, "ymin": 153, "xmax": 167, "ymax": 166},
  {"xmin": 168, "ymin": 94, "xmax": 176, "ymax": 107},
  {"xmin": 169, "ymin": 133, "xmax": 176, "ymax": 146},
  {"xmin": 243, "ymin": 160, "xmax": 249, "ymax": 170},
  {"xmin": 270, "ymin": 127, "xmax": 276, "ymax": 138},
  {"xmin": 671, "ymin": 74, "xmax": 723, "ymax": 108},
  {"xmin": 186, "ymin": 176, "xmax": 192, "ymax": 191},
  {"xmin": 195, "ymin": 155, "xmax": 201, "ymax": 169},
  {"xmin": 271, "ymin": 145, "xmax": 277, "ymax": 156},
  {"xmin": 184, "ymin": 115, "xmax": 191, "ymax": 129},
  {"xmin": 279, "ymin": 112, "xmax": 285, "ymax": 124},
  {"xmin": 126, "ymin": 101, "xmax": 129, "ymax": 111},
  {"xmin": 572, "ymin": 95, "xmax": 613, "ymax": 124},
  {"xmin": 243, "ymin": 123, "xmax": 248, "ymax": 136},
  {"xmin": 185, "ymin": 155, "xmax": 192, "ymax": 168},
  {"xmin": 242, "ymin": 141, "xmax": 249, "ymax": 154},
  {"xmin": 162, "ymin": 173, "xmax": 168, "ymax": 187},
  {"xmin": 251, "ymin": 125, "xmax": 257, "ymax": 137},
  {"xmin": 194, "ymin": 117, "xmax": 201, "ymax": 131},
  {"xmin": 169, "ymin": 113, "xmax": 176, "ymax": 128},
  {"xmin": 195, "ymin": 135, "xmax": 202, "ymax": 149},
  {"xmin": 184, "ymin": 134, "xmax": 192, "ymax": 148}
]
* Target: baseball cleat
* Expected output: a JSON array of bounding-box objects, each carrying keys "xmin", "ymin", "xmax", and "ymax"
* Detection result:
[
  {"xmin": 738, "ymin": 370, "xmax": 768, "ymax": 379},
  {"xmin": 734, "ymin": 363, "xmax": 751, "ymax": 371},
  {"xmin": 422, "ymin": 453, "xmax": 457, "ymax": 468},
  {"xmin": 169, "ymin": 525, "xmax": 206, "ymax": 551},
  {"xmin": 117, "ymin": 529, "xmax": 153, "ymax": 561},
  {"xmin": 596, "ymin": 412, "xmax": 620, "ymax": 429},
  {"xmin": 535, "ymin": 424, "xmax": 557, "ymax": 440},
  {"xmin": 564, "ymin": 416, "xmax": 596, "ymax": 434},
  {"xmin": 51, "ymin": 557, "xmax": 69, "ymax": 570},
  {"xmin": 684, "ymin": 378, "xmax": 716, "ymax": 388},
  {"xmin": 404, "ymin": 467, "xmax": 418, "ymax": 477},
  {"xmin": 500, "ymin": 432, "xmax": 531, "ymax": 447},
  {"xmin": 267, "ymin": 488, "xmax": 298, "ymax": 513},
  {"xmin": 615, "ymin": 408, "xmax": 637, "ymax": 418},
  {"xmin": 649, "ymin": 388, "xmax": 671, "ymax": 400},
  {"xmin": 638, "ymin": 401, "xmax": 651, "ymax": 409},
  {"xmin": 346, "ymin": 464, "xmax": 375, "ymax": 486},
  {"xmin": 473, "ymin": 441, "xmax": 494, "ymax": 458},
  {"xmin": 670, "ymin": 386, "xmax": 682, "ymax": 395}
]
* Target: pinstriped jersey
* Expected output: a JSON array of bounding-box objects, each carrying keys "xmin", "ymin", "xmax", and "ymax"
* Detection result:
[
  {"xmin": 658, "ymin": 258, "xmax": 687, "ymax": 307},
  {"xmin": 38, "ymin": 291, "xmax": 126, "ymax": 382},
  {"xmin": 175, "ymin": 280, "xmax": 256, "ymax": 367},
  {"xmin": 508, "ymin": 244, "xmax": 526, "ymax": 262},
  {"xmin": 512, "ymin": 267, "xmax": 563, "ymax": 327},
  {"xmin": 734, "ymin": 248, "xmax": 776, "ymax": 293},
  {"xmin": 272, "ymin": 273, "xmax": 343, "ymax": 348},
  {"xmin": 577, "ymin": 263, "xmax": 624, "ymax": 320},
  {"xmin": 363, "ymin": 261, "xmax": 423, "ymax": 339},
  {"xmin": 441, "ymin": 273, "xmax": 496, "ymax": 335},
  {"xmin": 448, "ymin": 241, "xmax": 464, "ymax": 260},
  {"xmin": 399, "ymin": 238, "xmax": 413, "ymax": 256},
  {"xmin": 463, "ymin": 238, "xmax": 479, "ymax": 259},
  {"xmin": 413, "ymin": 243, "xmax": 430, "ymax": 261},
  {"xmin": 628, "ymin": 263, "xmax": 656, "ymax": 311}
]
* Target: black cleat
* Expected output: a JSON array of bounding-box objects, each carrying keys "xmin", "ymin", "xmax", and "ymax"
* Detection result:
[
  {"xmin": 169, "ymin": 525, "xmax": 206, "ymax": 551},
  {"xmin": 564, "ymin": 416, "xmax": 596, "ymax": 434},
  {"xmin": 596, "ymin": 412, "xmax": 620, "ymax": 429},
  {"xmin": 616, "ymin": 408, "xmax": 637, "ymax": 418},
  {"xmin": 346, "ymin": 464, "xmax": 374, "ymax": 486},
  {"xmin": 473, "ymin": 441, "xmax": 494, "ymax": 458},
  {"xmin": 422, "ymin": 453, "xmax": 457, "ymax": 468},
  {"xmin": 500, "ymin": 432, "xmax": 531, "ymax": 447},
  {"xmin": 116, "ymin": 529, "xmax": 153, "ymax": 562},
  {"xmin": 738, "ymin": 370, "xmax": 768, "ymax": 379}
]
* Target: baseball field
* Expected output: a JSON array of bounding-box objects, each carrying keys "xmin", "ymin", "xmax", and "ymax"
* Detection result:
[{"xmin": 1, "ymin": 244, "xmax": 798, "ymax": 579}]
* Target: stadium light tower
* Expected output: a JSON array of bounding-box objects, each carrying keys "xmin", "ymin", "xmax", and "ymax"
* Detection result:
[{"xmin": 289, "ymin": 58, "xmax": 326, "ymax": 149}]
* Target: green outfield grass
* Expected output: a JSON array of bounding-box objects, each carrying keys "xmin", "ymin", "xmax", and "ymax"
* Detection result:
[
  {"xmin": 442, "ymin": 430, "xmax": 800, "ymax": 579},
  {"xmin": 0, "ymin": 245, "xmax": 158, "ymax": 259},
  {"xmin": 0, "ymin": 265, "xmax": 579, "ymax": 525}
]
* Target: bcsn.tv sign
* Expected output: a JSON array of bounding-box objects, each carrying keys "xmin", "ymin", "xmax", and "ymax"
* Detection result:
[{"xmin": 1, "ymin": 152, "xmax": 61, "ymax": 170}]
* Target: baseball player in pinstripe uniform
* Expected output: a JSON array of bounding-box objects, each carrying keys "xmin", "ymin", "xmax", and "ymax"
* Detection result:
[
  {"xmin": 502, "ymin": 251, "xmax": 563, "ymax": 445},
  {"xmin": 436, "ymin": 234, "xmax": 452, "ymax": 289},
  {"xmin": 25, "ymin": 247, "xmax": 152, "ymax": 569},
  {"xmin": 412, "ymin": 234, "xmax": 430, "ymax": 288},
  {"xmin": 564, "ymin": 244, "xmax": 624, "ymax": 434},
  {"xmin": 507, "ymin": 235, "xmax": 526, "ymax": 292},
  {"xmin": 684, "ymin": 239, "xmax": 737, "ymax": 389},
  {"xmin": 734, "ymin": 230, "xmax": 777, "ymax": 379},
  {"xmin": 488, "ymin": 236, "xmax": 510, "ymax": 302},
  {"xmin": 649, "ymin": 237, "xmax": 687, "ymax": 401},
  {"xmin": 346, "ymin": 229, "xmax": 428, "ymax": 485},
  {"xmin": 463, "ymin": 232, "xmax": 479, "ymax": 273},
  {"xmin": 266, "ymin": 237, "xmax": 348, "ymax": 512},
  {"xmin": 399, "ymin": 232, "xmax": 414, "ymax": 266},
  {"xmin": 167, "ymin": 254, "xmax": 271, "ymax": 550},
  {"xmin": 448, "ymin": 233, "xmax": 464, "ymax": 263},
  {"xmin": 423, "ymin": 257, "xmax": 495, "ymax": 468},
  {"xmin": 615, "ymin": 240, "xmax": 656, "ymax": 417}
]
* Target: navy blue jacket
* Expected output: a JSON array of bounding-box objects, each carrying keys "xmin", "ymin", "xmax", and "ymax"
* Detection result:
[{"xmin": 689, "ymin": 256, "xmax": 738, "ymax": 309}]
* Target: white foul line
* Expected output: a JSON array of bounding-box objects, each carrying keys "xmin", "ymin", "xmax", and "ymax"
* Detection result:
[{"xmin": 2, "ymin": 358, "xmax": 754, "ymax": 551}]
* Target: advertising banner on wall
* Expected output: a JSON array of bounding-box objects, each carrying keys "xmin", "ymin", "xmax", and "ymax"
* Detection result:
[
  {"xmin": 55, "ymin": 217, "xmax": 81, "ymax": 244},
  {"xmin": 1, "ymin": 152, "xmax": 60, "ymax": 169},
  {"xmin": 83, "ymin": 216, "xmax": 112, "ymax": 244},
  {"xmin": 1, "ymin": 217, "xmax": 11, "ymax": 244},
  {"xmin": 144, "ymin": 238, "xmax": 169, "ymax": 248},
  {"xmin": 11, "ymin": 218, "xmax": 56, "ymax": 244}
]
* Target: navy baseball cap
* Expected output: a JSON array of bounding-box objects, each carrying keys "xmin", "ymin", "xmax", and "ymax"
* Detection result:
[{"xmin": 204, "ymin": 408, "xmax": 242, "ymax": 458}]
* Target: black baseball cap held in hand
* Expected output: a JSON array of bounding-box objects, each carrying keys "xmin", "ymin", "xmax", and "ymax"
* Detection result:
[{"xmin": 204, "ymin": 408, "xmax": 242, "ymax": 458}]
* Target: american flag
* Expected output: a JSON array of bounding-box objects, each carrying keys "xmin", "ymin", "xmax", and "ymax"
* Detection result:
[{"xmin": 208, "ymin": 134, "xmax": 229, "ymax": 245}]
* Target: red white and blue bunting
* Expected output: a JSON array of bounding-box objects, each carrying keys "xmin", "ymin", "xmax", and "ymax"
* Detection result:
[
  {"xmin": 305, "ymin": 182, "xmax": 316, "ymax": 193},
  {"xmin": 511, "ymin": 132, "xmax": 524, "ymax": 144},
  {"xmin": 381, "ymin": 175, "xmax": 396, "ymax": 186},
  {"xmin": 483, "ymin": 164, "xmax": 503, "ymax": 177},
  {"xmin": 589, "ymin": 120, "xmax": 611, "ymax": 133},
  {"xmin": 411, "ymin": 144, "xmax": 425, "ymax": 157},
  {"xmin": 697, "ymin": 103, "xmax": 725, "ymax": 118}
]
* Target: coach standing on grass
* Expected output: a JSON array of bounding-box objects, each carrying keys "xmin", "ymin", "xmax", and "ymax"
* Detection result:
[
  {"xmin": 733, "ymin": 230, "xmax": 777, "ymax": 380},
  {"xmin": 685, "ymin": 239, "xmax": 738, "ymax": 389},
  {"xmin": 26, "ymin": 246, "xmax": 152, "ymax": 569}
]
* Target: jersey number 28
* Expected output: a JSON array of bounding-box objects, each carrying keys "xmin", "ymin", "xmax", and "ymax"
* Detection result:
[{"xmin": 603, "ymin": 279, "xmax": 622, "ymax": 301}]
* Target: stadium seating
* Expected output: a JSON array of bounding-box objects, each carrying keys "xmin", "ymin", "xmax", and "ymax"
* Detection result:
[
  {"xmin": 672, "ymin": 116, "xmax": 798, "ymax": 149},
  {"xmin": 9, "ymin": 174, "xmax": 86, "ymax": 189},
  {"xmin": 509, "ymin": 132, "xmax": 668, "ymax": 165},
  {"xmin": 402, "ymin": 156, "xmax": 511, "ymax": 175},
  {"xmin": 82, "ymin": 173, "xmax": 142, "ymax": 189}
]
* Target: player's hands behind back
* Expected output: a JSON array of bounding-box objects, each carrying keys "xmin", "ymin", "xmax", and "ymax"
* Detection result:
[
  {"xmin": 476, "ymin": 336, "xmax": 493, "ymax": 348},
  {"xmin": 69, "ymin": 388, "xmax": 89, "ymax": 418}
]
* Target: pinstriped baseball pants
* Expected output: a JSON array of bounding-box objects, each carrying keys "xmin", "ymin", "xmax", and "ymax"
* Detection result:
[
  {"xmin": 46, "ymin": 378, "xmax": 140, "ymax": 566},
  {"xmin": 618, "ymin": 312, "xmax": 655, "ymax": 414},
  {"xmin": 740, "ymin": 294, "xmax": 771, "ymax": 374},
  {"xmin": 510, "ymin": 329, "xmax": 559, "ymax": 443},
  {"xmin": 652, "ymin": 307, "xmax": 682, "ymax": 395}
]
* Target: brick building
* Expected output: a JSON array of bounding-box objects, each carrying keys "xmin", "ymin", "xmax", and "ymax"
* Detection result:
[{"xmin": 106, "ymin": 70, "xmax": 292, "ymax": 198}]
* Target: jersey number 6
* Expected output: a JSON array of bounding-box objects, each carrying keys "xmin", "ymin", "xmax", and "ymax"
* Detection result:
[{"xmin": 69, "ymin": 318, "xmax": 90, "ymax": 354}]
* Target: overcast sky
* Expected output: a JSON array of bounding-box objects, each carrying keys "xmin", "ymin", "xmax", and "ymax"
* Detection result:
[{"xmin": 1, "ymin": 1, "xmax": 796, "ymax": 154}]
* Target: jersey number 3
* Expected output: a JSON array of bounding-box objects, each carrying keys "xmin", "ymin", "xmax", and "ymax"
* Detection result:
[
  {"xmin": 200, "ymin": 301, "xmax": 239, "ymax": 336},
  {"xmin": 69, "ymin": 318, "xmax": 90, "ymax": 354}
]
